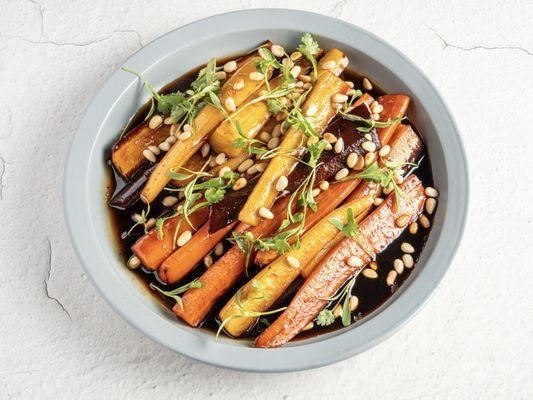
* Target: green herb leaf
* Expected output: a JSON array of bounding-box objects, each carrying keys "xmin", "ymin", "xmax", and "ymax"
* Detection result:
[
  {"xmin": 297, "ymin": 33, "xmax": 320, "ymax": 79},
  {"xmin": 150, "ymin": 279, "xmax": 204, "ymax": 310},
  {"xmin": 316, "ymin": 309, "xmax": 335, "ymax": 326},
  {"xmin": 329, "ymin": 208, "xmax": 359, "ymax": 238}
]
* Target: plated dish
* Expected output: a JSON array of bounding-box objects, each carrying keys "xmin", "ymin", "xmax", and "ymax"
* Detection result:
[{"xmin": 107, "ymin": 34, "xmax": 439, "ymax": 347}]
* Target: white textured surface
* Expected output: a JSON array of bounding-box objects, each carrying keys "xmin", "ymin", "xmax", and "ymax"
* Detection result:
[{"xmin": 1, "ymin": 0, "xmax": 532, "ymax": 398}]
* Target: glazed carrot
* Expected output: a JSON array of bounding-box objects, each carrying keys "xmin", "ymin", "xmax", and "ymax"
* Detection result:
[
  {"xmin": 131, "ymin": 208, "xmax": 208, "ymax": 270},
  {"xmin": 300, "ymin": 124, "xmax": 422, "ymax": 277},
  {"xmin": 174, "ymin": 197, "xmax": 291, "ymax": 327},
  {"xmin": 255, "ymin": 175, "xmax": 427, "ymax": 348},
  {"xmin": 375, "ymin": 95, "xmax": 410, "ymax": 144},
  {"xmin": 141, "ymin": 56, "xmax": 273, "ymax": 204},
  {"xmin": 219, "ymin": 195, "xmax": 373, "ymax": 337},
  {"xmin": 238, "ymin": 71, "xmax": 350, "ymax": 226},
  {"xmin": 158, "ymin": 221, "xmax": 238, "ymax": 284},
  {"xmin": 169, "ymin": 151, "xmax": 206, "ymax": 187}
]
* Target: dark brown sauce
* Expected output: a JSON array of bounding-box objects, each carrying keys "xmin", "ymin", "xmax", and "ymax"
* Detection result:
[{"xmin": 106, "ymin": 61, "xmax": 435, "ymax": 342}]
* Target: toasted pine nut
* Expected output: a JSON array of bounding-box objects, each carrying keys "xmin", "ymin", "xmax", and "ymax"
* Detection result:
[
  {"xmin": 319, "ymin": 180, "xmax": 329, "ymax": 191},
  {"xmin": 347, "ymin": 256, "xmax": 363, "ymax": 268},
  {"xmin": 374, "ymin": 197, "xmax": 384, "ymax": 206},
  {"xmin": 334, "ymin": 138, "xmax": 344, "ymax": 153},
  {"xmin": 201, "ymin": 142, "xmax": 210, "ymax": 158},
  {"xmin": 312, "ymin": 188, "xmax": 321, "ymax": 197},
  {"xmin": 142, "ymin": 149, "xmax": 156, "ymax": 163},
  {"xmin": 383, "ymin": 183, "xmax": 394, "ymax": 195},
  {"xmin": 409, "ymin": 222, "xmax": 418, "ymax": 235},
  {"xmin": 170, "ymin": 124, "xmax": 179, "ymax": 136},
  {"xmin": 215, "ymin": 152, "xmax": 227, "ymax": 165},
  {"xmin": 402, "ymin": 254, "xmax": 414, "ymax": 268},
  {"xmin": 255, "ymin": 163, "xmax": 267, "ymax": 172},
  {"xmin": 223, "ymin": 60, "xmax": 237, "ymax": 73},
  {"xmin": 386, "ymin": 270, "xmax": 398, "ymax": 287},
  {"xmin": 179, "ymin": 131, "xmax": 192, "ymax": 141},
  {"xmin": 401, "ymin": 242, "xmax": 415, "ymax": 253},
  {"xmin": 148, "ymin": 145, "xmax": 161, "ymax": 156},
  {"xmin": 232, "ymin": 177, "xmax": 247, "ymax": 191},
  {"xmin": 271, "ymin": 44, "xmax": 285, "ymax": 57},
  {"xmin": 395, "ymin": 214, "xmax": 410, "ymax": 228},
  {"xmin": 290, "ymin": 51, "xmax": 302, "ymax": 61},
  {"xmin": 127, "ymin": 255, "xmax": 141, "ymax": 270},
  {"xmin": 371, "ymin": 101, "xmax": 383, "ymax": 114},
  {"xmin": 290, "ymin": 65, "xmax": 302, "ymax": 78},
  {"xmin": 238, "ymin": 159, "xmax": 254, "ymax": 173},
  {"xmin": 299, "ymin": 74, "xmax": 312, "ymax": 83},
  {"xmin": 425, "ymin": 187, "xmax": 439, "ymax": 198},
  {"xmin": 354, "ymin": 154, "xmax": 365, "ymax": 170},
  {"xmin": 333, "ymin": 304, "xmax": 342, "ymax": 318},
  {"xmin": 132, "ymin": 213, "xmax": 143, "ymax": 223},
  {"xmin": 249, "ymin": 71, "xmax": 264, "ymax": 81},
  {"xmin": 362, "ymin": 77, "xmax": 373, "ymax": 90},
  {"xmin": 276, "ymin": 175, "xmax": 288, "ymax": 192},
  {"xmin": 344, "ymin": 80, "xmax": 354, "ymax": 88},
  {"xmin": 218, "ymin": 166, "xmax": 231, "ymax": 177},
  {"xmin": 166, "ymin": 135, "xmax": 177, "ymax": 145},
  {"xmin": 335, "ymin": 168, "xmax": 349, "ymax": 181},
  {"xmin": 215, "ymin": 71, "xmax": 227, "ymax": 80},
  {"xmin": 204, "ymin": 255, "xmax": 213, "ymax": 268},
  {"xmin": 362, "ymin": 268, "xmax": 378, "ymax": 279},
  {"xmin": 177, "ymin": 230, "xmax": 192, "ymax": 247},
  {"xmin": 159, "ymin": 141, "xmax": 170, "ymax": 152},
  {"xmin": 425, "ymin": 198, "xmax": 437, "ymax": 215},
  {"xmin": 162, "ymin": 196, "xmax": 178, "ymax": 207},
  {"xmin": 332, "ymin": 93, "xmax": 348, "ymax": 103},
  {"xmin": 323, "ymin": 132, "xmax": 337, "ymax": 144},
  {"xmin": 164, "ymin": 116, "xmax": 175, "ymax": 125},
  {"xmin": 214, "ymin": 242, "xmax": 224, "ymax": 256},
  {"xmin": 286, "ymin": 256, "xmax": 300, "ymax": 269},
  {"xmin": 379, "ymin": 145, "xmax": 391, "ymax": 158},
  {"xmin": 267, "ymin": 137, "xmax": 280, "ymax": 149},
  {"xmin": 233, "ymin": 78, "xmax": 245, "ymax": 90},
  {"xmin": 393, "ymin": 258, "xmax": 405, "ymax": 274},
  {"xmin": 259, "ymin": 131, "xmax": 271, "ymax": 142},
  {"xmin": 148, "ymin": 115, "xmax": 163, "ymax": 130},
  {"xmin": 419, "ymin": 214, "xmax": 431, "ymax": 228},
  {"xmin": 349, "ymin": 296, "xmax": 358, "ymax": 312},
  {"xmin": 362, "ymin": 141, "xmax": 376, "ymax": 152},
  {"xmin": 259, "ymin": 207, "xmax": 274, "ymax": 219}
]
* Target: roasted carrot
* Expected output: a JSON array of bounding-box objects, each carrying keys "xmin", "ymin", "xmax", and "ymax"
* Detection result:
[
  {"xmin": 169, "ymin": 151, "xmax": 207, "ymax": 188},
  {"xmin": 375, "ymin": 95, "xmax": 410, "ymax": 144},
  {"xmin": 219, "ymin": 196, "xmax": 373, "ymax": 337},
  {"xmin": 131, "ymin": 208, "xmax": 208, "ymax": 270},
  {"xmin": 173, "ymin": 197, "xmax": 291, "ymax": 327},
  {"xmin": 140, "ymin": 56, "xmax": 273, "ymax": 204},
  {"xmin": 255, "ymin": 175, "xmax": 427, "ymax": 348},
  {"xmin": 238, "ymin": 71, "xmax": 350, "ymax": 226},
  {"xmin": 158, "ymin": 221, "xmax": 238, "ymax": 284}
]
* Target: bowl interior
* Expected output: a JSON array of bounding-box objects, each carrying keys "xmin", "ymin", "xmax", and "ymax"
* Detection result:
[{"xmin": 65, "ymin": 9, "xmax": 467, "ymax": 372}]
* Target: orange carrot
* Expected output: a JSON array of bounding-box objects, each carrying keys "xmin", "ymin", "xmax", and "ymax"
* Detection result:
[
  {"xmin": 131, "ymin": 208, "xmax": 208, "ymax": 270},
  {"xmin": 158, "ymin": 221, "xmax": 238, "ymax": 284},
  {"xmin": 255, "ymin": 175, "xmax": 427, "ymax": 348},
  {"xmin": 376, "ymin": 95, "xmax": 410, "ymax": 144}
]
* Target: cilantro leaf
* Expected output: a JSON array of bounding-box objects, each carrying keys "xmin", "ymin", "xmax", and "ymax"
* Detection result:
[
  {"xmin": 316, "ymin": 309, "xmax": 335, "ymax": 326},
  {"xmin": 297, "ymin": 33, "xmax": 320, "ymax": 79}
]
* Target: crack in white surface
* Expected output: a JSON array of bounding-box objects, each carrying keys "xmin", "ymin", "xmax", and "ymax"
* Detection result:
[
  {"xmin": 27, "ymin": 0, "xmax": 45, "ymax": 37},
  {"xmin": 0, "ymin": 155, "xmax": 6, "ymax": 200},
  {"xmin": 44, "ymin": 238, "xmax": 72, "ymax": 321},
  {"xmin": 330, "ymin": 0, "xmax": 354, "ymax": 17},
  {"xmin": 431, "ymin": 27, "xmax": 533, "ymax": 56}
]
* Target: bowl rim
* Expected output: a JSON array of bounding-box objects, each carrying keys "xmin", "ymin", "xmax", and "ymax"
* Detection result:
[{"xmin": 63, "ymin": 8, "xmax": 469, "ymax": 372}]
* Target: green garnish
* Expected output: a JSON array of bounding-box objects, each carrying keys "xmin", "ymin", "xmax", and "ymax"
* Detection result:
[
  {"xmin": 150, "ymin": 279, "xmax": 204, "ymax": 310},
  {"xmin": 329, "ymin": 207, "xmax": 360, "ymax": 238},
  {"xmin": 122, "ymin": 203, "xmax": 151, "ymax": 238},
  {"xmin": 296, "ymin": 33, "xmax": 320, "ymax": 79},
  {"xmin": 316, "ymin": 309, "xmax": 335, "ymax": 326},
  {"xmin": 317, "ymin": 276, "xmax": 357, "ymax": 327},
  {"xmin": 340, "ymin": 111, "xmax": 403, "ymax": 133}
]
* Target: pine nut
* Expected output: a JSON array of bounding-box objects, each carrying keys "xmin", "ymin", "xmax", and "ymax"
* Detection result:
[
  {"xmin": 272, "ymin": 124, "xmax": 282, "ymax": 137},
  {"xmin": 179, "ymin": 131, "xmax": 192, "ymax": 141},
  {"xmin": 256, "ymin": 163, "xmax": 267, "ymax": 172},
  {"xmin": 383, "ymin": 183, "xmax": 394, "ymax": 195},
  {"xmin": 162, "ymin": 196, "xmax": 178, "ymax": 207},
  {"xmin": 370, "ymin": 101, "xmax": 383, "ymax": 114},
  {"xmin": 335, "ymin": 168, "xmax": 349, "ymax": 181},
  {"xmin": 395, "ymin": 214, "xmax": 410, "ymax": 228},
  {"xmin": 201, "ymin": 142, "xmax": 210, "ymax": 158},
  {"xmin": 170, "ymin": 124, "xmax": 179, "ymax": 136},
  {"xmin": 259, "ymin": 131, "xmax": 271, "ymax": 142},
  {"xmin": 334, "ymin": 138, "xmax": 344, "ymax": 153},
  {"xmin": 347, "ymin": 256, "xmax": 363, "ymax": 267},
  {"xmin": 379, "ymin": 145, "xmax": 391, "ymax": 158},
  {"xmin": 232, "ymin": 177, "xmax": 247, "ymax": 190},
  {"xmin": 402, "ymin": 254, "xmax": 414, "ymax": 268},
  {"xmin": 132, "ymin": 213, "xmax": 143, "ymax": 223},
  {"xmin": 282, "ymin": 58, "xmax": 294, "ymax": 68},
  {"xmin": 393, "ymin": 258, "xmax": 405, "ymax": 274},
  {"xmin": 425, "ymin": 198, "xmax": 437, "ymax": 215},
  {"xmin": 286, "ymin": 256, "xmax": 300, "ymax": 269},
  {"xmin": 127, "ymin": 255, "xmax": 141, "ymax": 270},
  {"xmin": 425, "ymin": 187, "xmax": 439, "ymax": 198},
  {"xmin": 362, "ymin": 141, "xmax": 376, "ymax": 152},
  {"xmin": 303, "ymin": 322, "xmax": 314, "ymax": 331},
  {"xmin": 214, "ymin": 242, "xmax": 224, "ymax": 256},
  {"xmin": 233, "ymin": 78, "xmax": 245, "ymax": 90},
  {"xmin": 177, "ymin": 230, "xmax": 192, "ymax": 247},
  {"xmin": 215, "ymin": 71, "xmax": 227, "ymax": 80},
  {"xmin": 290, "ymin": 65, "xmax": 302, "ymax": 78},
  {"xmin": 142, "ymin": 149, "xmax": 156, "ymax": 163},
  {"xmin": 320, "ymin": 60, "xmax": 336, "ymax": 70},
  {"xmin": 267, "ymin": 137, "xmax": 280, "ymax": 149},
  {"xmin": 345, "ymin": 80, "xmax": 354, "ymax": 88},
  {"xmin": 249, "ymin": 71, "xmax": 264, "ymax": 81},
  {"xmin": 148, "ymin": 115, "xmax": 163, "ymax": 130},
  {"xmin": 290, "ymin": 51, "xmax": 302, "ymax": 61},
  {"xmin": 362, "ymin": 77, "xmax": 373, "ymax": 91},
  {"xmin": 323, "ymin": 132, "xmax": 337, "ymax": 144},
  {"xmin": 347, "ymin": 88, "xmax": 356, "ymax": 96},
  {"xmin": 223, "ymin": 60, "xmax": 237, "ymax": 73},
  {"xmin": 409, "ymin": 222, "xmax": 418, "ymax": 235},
  {"xmin": 401, "ymin": 242, "xmax": 415, "ymax": 253},
  {"xmin": 159, "ymin": 141, "xmax": 170, "ymax": 152},
  {"xmin": 369, "ymin": 261, "xmax": 378, "ymax": 270},
  {"xmin": 247, "ymin": 165, "xmax": 258, "ymax": 175},
  {"xmin": 312, "ymin": 188, "xmax": 321, "ymax": 197},
  {"xmin": 238, "ymin": 159, "xmax": 254, "ymax": 173},
  {"xmin": 341, "ymin": 295, "xmax": 355, "ymax": 313},
  {"xmin": 295, "ymin": 81, "xmax": 304, "ymax": 88},
  {"xmin": 365, "ymin": 152, "xmax": 377, "ymax": 165},
  {"xmin": 364, "ymin": 133, "xmax": 372, "ymax": 141},
  {"xmin": 204, "ymin": 255, "xmax": 213, "ymax": 268},
  {"xmin": 209, "ymin": 158, "xmax": 218, "ymax": 168},
  {"xmin": 362, "ymin": 268, "xmax": 378, "ymax": 279},
  {"xmin": 148, "ymin": 145, "xmax": 161, "ymax": 156},
  {"xmin": 276, "ymin": 175, "xmax": 288, "ymax": 192},
  {"xmin": 419, "ymin": 214, "xmax": 431, "ymax": 228},
  {"xmin": 164, "ymin": 116, "xmax": 175, "ymax": 125},
  {"xmin": 271, "ymin": 44, "xmax": 285, "ymax": 57},
  {"xmin": 166, "ymin": 135, "xmax": 177, "ymax": 145},
  {"xmin": 218, "ymin": 166, "xmax": 231, "ymax": 177},
  {"xmin": 145, "ymin": 218, "xmax": 156, "ymax": 230},
  {"xmin": 354, "ymin": 155, "xmax": 365, "ymax": 170},
  {"xmin": 305, "ymin": 104, "xmax": 318, "ymax": 117},
  {"xmin": 386, "ymin": 270, "xmax": 398, "ymax": 287},
  {"xmin": 319, "ymin": 180, "xmax": 330, "ymax": 191},
  {"xmin": 332, "ymin": 93, "xmax": 348, "ymax": 103},
  {"xmin": 372, "ymin": 113, "xmax": 380, "ymax": 121},
  {"xmin": 374, "ymin": 197, "xmax": 384, "ymax": 206},
  {"xmin": 225, "ymin": 97, "xmax": 236, "ymax": 112},
  {"xmin": 215, "ymin": 152, "xmax": 227, "ymax": 165},
  {"xmin": 333, "ymin": 304, "xmax": 342, "ymax": 318},
  {"xmin": 299, "ymin": 74, "xmax": 312, "ymax": 83},
  {"xmin": 259, "ymin": 207, "xmax": 274, "ymax": 219}
]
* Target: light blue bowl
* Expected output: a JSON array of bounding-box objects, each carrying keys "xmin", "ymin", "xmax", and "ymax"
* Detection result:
[{"xmin": 64, "ymin": 9, "xmax": 468, "ymax": 372}]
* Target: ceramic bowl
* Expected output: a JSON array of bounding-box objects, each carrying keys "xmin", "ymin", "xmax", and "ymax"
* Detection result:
[{"xmin": 64, "ymin": 9, "xmax": 468, "ymax": 372}]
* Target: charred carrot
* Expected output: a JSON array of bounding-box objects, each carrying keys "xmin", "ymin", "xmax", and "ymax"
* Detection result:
[
  {"xmin": 375, "ymin": 95, "xmax": 410, "ymax": 144},
  {"xmin": 131, "ymin": 208, "xmax": 208, "ymax": 270},
  {"xmin": 158, "ymin": 221, "xmax": 238, "ymax": 284}
]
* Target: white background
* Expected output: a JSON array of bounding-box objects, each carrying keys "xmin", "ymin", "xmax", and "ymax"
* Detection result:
[{"xmin": 1, "ymin": 0, "xmax": 532, "ymax": 399}]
